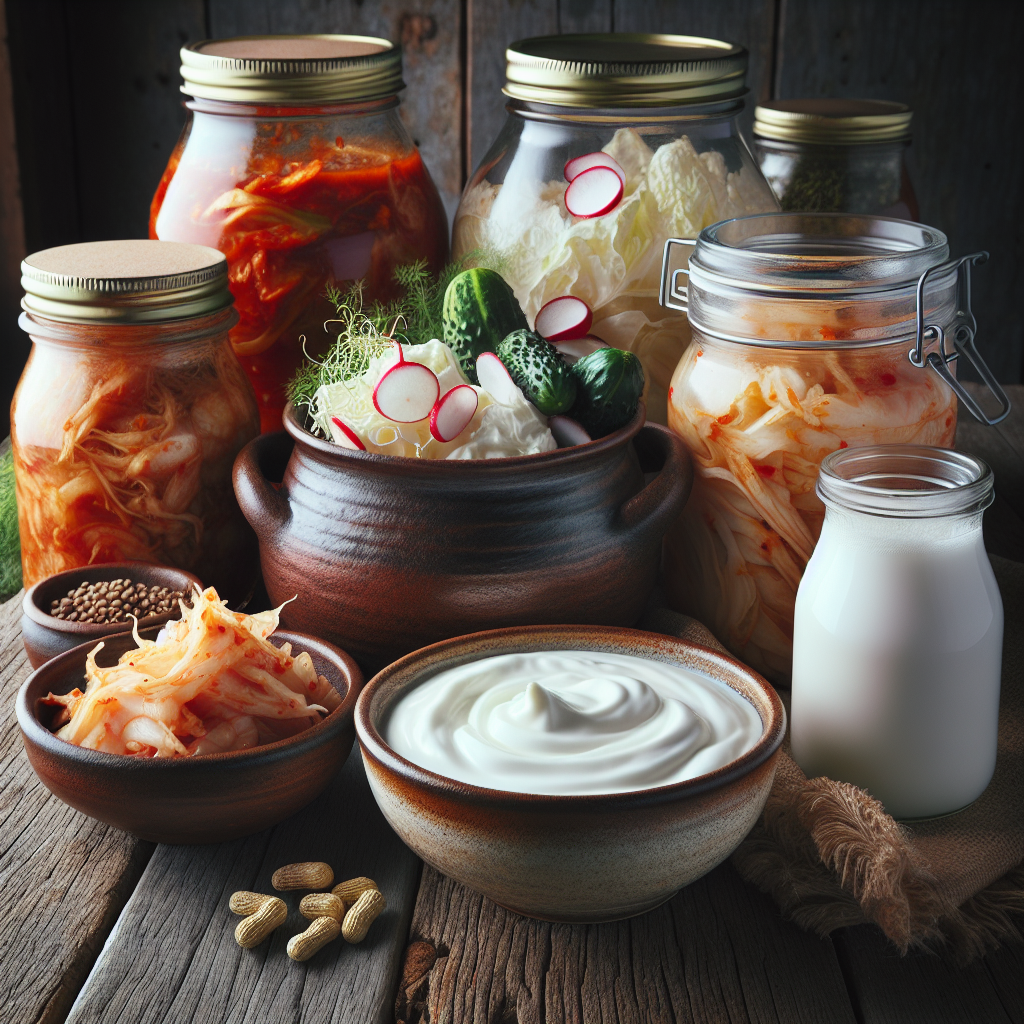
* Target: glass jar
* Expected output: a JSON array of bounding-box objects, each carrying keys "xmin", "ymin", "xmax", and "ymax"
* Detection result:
[
  {"xmin": 661, "ymin": 213, "xmax": 1008, "ymax": 683},
  {"xmin": 452, "ymin": 33, "xmax": 779, "ymax": 425},
  {"xmin": 12, "ymin": 240, "xmax": 260, "ymax": 606},
  {"xmin": 151, "ymin": 35, "xmax": 450, "ymax": 433},
  {"xmin": 791, "ymin": 445, "xmax": 1002, "ymax": 819},
  {"xmin": 753, "ymin": 100, "xmax": 918, "ymax": 218}
]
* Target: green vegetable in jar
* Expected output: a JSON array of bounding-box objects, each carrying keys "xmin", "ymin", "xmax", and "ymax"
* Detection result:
[
  {"xmin": 496, "ymin": 329, "xmax": 577, "ymax": 415},
  {"xmin": 569, "ymin": 348, "xmax": 645, "ymax": 437},
  {"xmin": 443, "ymin": 268, "xmax": 528, "ymax": 383}
]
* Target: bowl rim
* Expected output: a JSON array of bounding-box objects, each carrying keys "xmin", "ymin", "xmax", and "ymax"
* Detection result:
[
  {"xmin": 23, "ymin": 561, "xmax": 205, "ymax": 637},
  {"xmin": 355, "ymin": 624, "xmax": 786, "ymax": 808},
  {"xmin": 281, "ymin": 400, "xmax": 652, "ymax": 469},
  {"xmin": 17, "ymin": 626, "xmax": 363, "ymax": 769}
]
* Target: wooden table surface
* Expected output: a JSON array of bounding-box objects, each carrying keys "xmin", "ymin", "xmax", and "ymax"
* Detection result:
[{"xmin": 1, "ymin": 385, "xmax": 1022, "ymax": 1024}]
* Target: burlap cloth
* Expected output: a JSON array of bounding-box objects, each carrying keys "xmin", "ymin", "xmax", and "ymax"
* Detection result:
[{"xmin": 641, "ymin": 554, "xmax": 1024, "ymax": 962}]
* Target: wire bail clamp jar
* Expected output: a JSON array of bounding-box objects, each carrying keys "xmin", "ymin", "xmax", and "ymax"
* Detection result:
[
  {"xmin": 911, "ymin": 252, "xmax": 1010, "ymax": 425},
  {"xmin": 656, "ymin": 212, "xmax": 1010, "ymax": 682},
  {"xmin": 659, "ymin": 216, "xmax": 1011, "ymax": 427}
]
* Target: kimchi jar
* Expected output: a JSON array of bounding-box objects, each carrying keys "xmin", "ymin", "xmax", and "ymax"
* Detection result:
[
  {"xmin": 662, "ymin": 214, "xmax": 1006, "ymax": 683},
  {"xmin": 13, "ymin": 240, "xmax": 260, "ymax": 605},
  {"xmin": 151, "ymin": 35, "xmax": 449, "ymax": 432},
  {"xmin": 452, "ymin": 33, "xmax": 778, "ymax": 425}
]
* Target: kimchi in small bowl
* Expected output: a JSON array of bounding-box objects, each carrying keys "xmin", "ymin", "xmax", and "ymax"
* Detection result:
[{"xmin": 16, "ymin": 627, "xmax": 362, "ymax": 844}]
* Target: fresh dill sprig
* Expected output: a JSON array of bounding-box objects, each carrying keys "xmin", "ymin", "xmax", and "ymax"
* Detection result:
[
  {"xmin": 0, "ymin": 441, "xmax": 23, "ymax": 600},
  {"xmin": 287, "ymin": 280, "xmax": 401, "ymax": 415},
  {"xmin": 287, "ymin": 253, "xmax": 484, "ymax": 422}
]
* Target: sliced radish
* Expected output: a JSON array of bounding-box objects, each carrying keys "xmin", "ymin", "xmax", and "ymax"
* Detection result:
[
  {"xmin": 372, "ymin": 343, "xmax": 440, "ymax": 423},
  {"xmin": 548, "ymin": 415, "xmax": 592, "ymax": 448},
  {"xmin": 429, "ymin": 385, "xmax": 479, "ymax": 442},
  {"xmin": 329, "ymin": 416, "xmax": 366, "ymax": 451},
  {"xmin": 552, "ymin": 336, "xmax": 610, "ymax": 366},
  {"xmin": 564, "ymin": 151, "xmax": 625, "ymax": 186},
  {"xmin": 564, "ymin": 165, "xmax": 623, "ymax": 219},
  {"xmin": 476, "ymin": 352, "xmax": 524, "ymax": 406},
  {"xmin": 535, "ymin": 296, "xmax": 593, "ymax": 342}
]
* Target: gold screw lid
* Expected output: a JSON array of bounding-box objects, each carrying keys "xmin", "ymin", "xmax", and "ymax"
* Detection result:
[
  {"xmin": 754, "ymin": 100, "xmax": 912, "ymax": 144},
  {"xmin": 180, "ymin": 35, "xmax": 404, "ymax": 104},
  {"xmin": 21, "ymin": 240, "xmax": 233, "ymax": 324},
  {"xmin": 504, "ymin": 33, "xmax": 747, "ymax": 108}
]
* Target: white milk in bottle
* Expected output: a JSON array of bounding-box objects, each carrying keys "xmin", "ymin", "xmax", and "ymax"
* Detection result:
[{"xmin": 791, "ymin": 445, "xmax": 1002, "ymax": 819}]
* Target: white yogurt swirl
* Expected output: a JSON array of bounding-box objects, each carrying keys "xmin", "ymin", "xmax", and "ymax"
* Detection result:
[{"xmin": 385, "ymin": 651, "xmax": 763, "ymax": 795}]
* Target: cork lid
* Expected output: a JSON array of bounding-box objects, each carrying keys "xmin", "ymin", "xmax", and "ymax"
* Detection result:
[
  {"xmin": 21, "ymin": 240, "xmax": 233, "ymax": 324},
  {"xmin": 504, "ymin": 33, "xmax": 747, "ymax": 108},
  {"xmin": 181, "ymin": 34, "xmax": 404, "ymax": 104}
]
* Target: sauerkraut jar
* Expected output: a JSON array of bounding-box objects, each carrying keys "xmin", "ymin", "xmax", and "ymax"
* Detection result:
[
  {"xmin": 13, "ymin": 240, "xmax": 260, "ymax": 605},
  {"xmin": 661, "ymin": 213, "xmax": 1009, "ymax": 683},
  {"xmin": 152, "ymin": 35, "xmax": 449, "ymax": 432},
  {"xmin": 452, "ymin": 33, "xmax": 778, "ymax": 424}
]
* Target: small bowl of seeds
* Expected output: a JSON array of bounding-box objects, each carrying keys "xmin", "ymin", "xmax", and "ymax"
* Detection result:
[{"xmin": 21, "ymin": 562, "xmax": 203, "ymax": 669}]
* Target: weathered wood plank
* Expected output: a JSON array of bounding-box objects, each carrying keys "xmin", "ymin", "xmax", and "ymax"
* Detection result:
[
  {"xmin": 466, "ymin": 0, "xmax": 559, "ymax": 176},
  {"xmin": 833, "ymin": 925, "xmax": 1023, "ymax": 1024},
  {"xmin": 209, "ymin": 0, "xmax": 465, "ymax": 219},
  {"xmin": 958, "ymin": 383, "xmax": 1024, "ymax": 563},
  {"xmin": 775, "ymin": 0, "xmax": 1024, "ymax": 384},
  {"xmin": 0, "ymin": 0, "xmax": 27, "ymax": 440},
  {"xmin": 402, "ymin": 861, "xmax": 857, "ymax": 1024},
  {"xmin": 0, "ymin": 592, "xmax": 152, "ymax": 1024},
  {"xmin": 63, "ymin": 0, "xmax": 207, "ymax": 241},
  {"xmin": 559, "ymin": 0, "xmax": 612, "ymax": 35},
  {"xmin": 65, "ymin": 744, "xmax": 421, "ymax": 1024},
  {"xmin": 613, "ymin": 0, "xmax": 777, "ymax": 138}
]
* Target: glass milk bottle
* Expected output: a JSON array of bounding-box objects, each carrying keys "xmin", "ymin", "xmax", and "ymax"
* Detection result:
[{"xmin": 791, "ymin": 445, "xmax": 1003, "ymax": 819}]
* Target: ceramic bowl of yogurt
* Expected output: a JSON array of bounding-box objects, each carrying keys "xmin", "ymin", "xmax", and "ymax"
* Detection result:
[{"xmin": 355, "ymin": 625, "xmax": 785, "ymax": 922}]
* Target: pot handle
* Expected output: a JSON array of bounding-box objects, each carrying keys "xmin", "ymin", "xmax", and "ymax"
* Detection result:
[
  {"xmin": 617, "ymin": 423, "xmax": 692, "ymax": 536},
  {"xmin": 233, "ymin": 430, "xmax": 294, "ymax": 534}
]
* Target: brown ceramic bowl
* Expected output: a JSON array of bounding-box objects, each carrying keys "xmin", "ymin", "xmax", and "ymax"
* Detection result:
[
  {"xmin": 21, "ymin": 562, "xmax": 204, "ymax": 669},
  {"xmin": 234, "ymin": 403, "xmax": 692, "ymax": 674},
  {"xmin": 16, "ymin": 628, "xmax": 363, "ymax": 844},
  {"xmin": 356, "ymin": 625, "xmax": 785, "ymax": 923}
]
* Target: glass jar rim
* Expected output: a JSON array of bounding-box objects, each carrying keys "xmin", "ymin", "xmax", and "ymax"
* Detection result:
[
  {"xmin": 19, "ymin": 307, "xmax": 238, "ymax": 349},
  {"xmin": 817, "ymin": 444, "xmax": 994, "ymax": 518},
  {"xmin": 506, "ymin": 95, "xmax": 746, "ymax": 124},
  {"xmin": 691, "ymin": 212, "xmax": 949, "ymax": 295},
  {"xmin": 185, "ymin": 95, "xmax": 400, "ymax": 118}
]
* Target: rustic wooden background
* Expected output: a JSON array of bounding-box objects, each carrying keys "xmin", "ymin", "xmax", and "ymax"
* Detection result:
[{"xmin": 2, "ymin": 0, "xmax": 1022, "ymax": 437}]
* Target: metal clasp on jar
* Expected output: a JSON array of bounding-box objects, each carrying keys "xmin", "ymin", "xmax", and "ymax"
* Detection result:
[
  {"xmin": 912, "ymin": 253, "xmax": 1011, "ymax": 426},
  {"xmin": 659, "ymin": 238, "xmax": 697, "ymax": 311}
]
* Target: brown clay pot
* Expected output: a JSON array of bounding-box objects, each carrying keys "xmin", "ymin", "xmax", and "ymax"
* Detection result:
[
  {"xmin": 356, "ymin": 624, "xmax": 785, "ymax": 922},
  {"xmin": 233, "ymin": 404, "xmax": 692, "ymax": 672},
  {"xmin": 17, "ymin": 628, "xmax": 362, "ymax": 844}
]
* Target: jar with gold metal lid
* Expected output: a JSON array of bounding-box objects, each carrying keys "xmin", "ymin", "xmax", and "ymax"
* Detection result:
[
  {"xmin": 753, "ymin": 99, "xmax": 918, "ymax": 218},
  {"xmin": 12, "ymin": 240, "xmax": 260, "ymax": 605},
  {"xmin": 151, "ymin": 35, "xmax": 450, "ymax": 432},
  {"xmin": 451, "ymin": 33, "xmax": 779, "ymax": 425}
]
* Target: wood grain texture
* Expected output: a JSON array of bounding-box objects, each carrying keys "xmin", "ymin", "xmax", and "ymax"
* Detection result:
[
  {"xmin": 0, "ymin": 0, "xmax": 26, "ymax": 440},
  {"xmin": 209, "ymin": 0, "xmax": 464, "ymax": 218},
  {"xmin": 65, "ymin": 744, "xmax": 421, "ymax": 1024},
  {"xmin": 466, "ymin": 0, "xmax": 560, "ymax": 175},
  {"xmin": 957, "ymin": 383, "xmax": 1024, "ymax": 563},
  {"xmin": 0, "ymin": 592, "xmax": 152, "ymax": 1024},
  {"xmin": 833, "ymin": 925, "xmax": 1024, "ymax": 1024},
  {"xmin": 404, "ymin": 861, "xmax": 858, "ymax": 1024},
  {"xmin": 775, "ymin": 0, "xmax": 1024, "ymax": 384},
  {"xmin": 613, "ymin": 0, "xmax": 777, "ymax": 138},
  {"xmin": 64, "ymin": 0, "xmax": 207, "ymax": 241}
]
